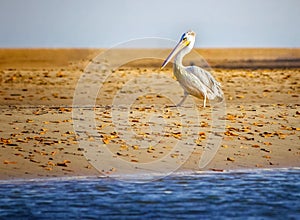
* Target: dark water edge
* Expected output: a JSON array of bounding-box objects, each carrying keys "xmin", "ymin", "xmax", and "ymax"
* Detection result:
[
  {"xmin": 213, "ymin": 58, "xmax": 300, "ymax": 69},
  {"xmin": 1, "ymin": 48, "xmax": 300, "ymax": 70},
  {"xmin": 0, "ymin": 168, "xmax": 300, "ymax": 219}
]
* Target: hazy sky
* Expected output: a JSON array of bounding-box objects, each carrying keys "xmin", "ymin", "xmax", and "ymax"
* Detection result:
[{"xmin": 0, "ymin": 0, "xmax": 299, "ymax": 48}]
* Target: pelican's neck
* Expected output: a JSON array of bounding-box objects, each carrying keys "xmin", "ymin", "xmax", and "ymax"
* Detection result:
[{"xmin": 173, "ymin": 47, "xmax": 191, "ymax": 69}]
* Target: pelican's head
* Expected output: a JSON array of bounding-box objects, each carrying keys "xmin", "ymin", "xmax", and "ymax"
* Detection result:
[{"xmin": 161, "ymin": 30, "xmax": 196, "ymax": 69}]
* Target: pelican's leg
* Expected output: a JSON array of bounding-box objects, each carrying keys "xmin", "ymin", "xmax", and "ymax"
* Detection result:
[
  {"xmin": 203, "ymin": 94, "xmax": 207, "ymax": 108},
  {"xmin": 176, "ymin": 92, "xmax": 188, "ymax": 107}
]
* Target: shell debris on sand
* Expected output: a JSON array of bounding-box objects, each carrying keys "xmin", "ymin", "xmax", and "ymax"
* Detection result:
[{"xmin": 0, "ymin": 51, "xmax": 300, "ymax": 179}]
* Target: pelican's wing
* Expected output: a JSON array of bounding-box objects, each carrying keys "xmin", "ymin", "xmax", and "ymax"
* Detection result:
[{"xmin": 186, "ymin": 66, "xmax": 224, "ymax": 101}]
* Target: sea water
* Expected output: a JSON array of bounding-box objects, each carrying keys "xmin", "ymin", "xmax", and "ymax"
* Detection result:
[{"xmin": 1, "ymin": 168, "xmax": 300, "ymax": 219}]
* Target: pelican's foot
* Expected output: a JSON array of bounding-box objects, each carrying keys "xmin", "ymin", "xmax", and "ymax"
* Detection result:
[{"xmin": 176, "ymin": 102, "xmax": 184, "ymax": 107}]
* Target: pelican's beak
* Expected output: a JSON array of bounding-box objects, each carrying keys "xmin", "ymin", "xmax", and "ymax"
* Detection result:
[{"xmin": 161, "ymin": 39, "xmax": 190, "ymax": 69}]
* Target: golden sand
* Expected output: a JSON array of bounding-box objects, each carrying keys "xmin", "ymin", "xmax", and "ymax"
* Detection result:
[{"xmin": 0, "ymin": 49, "xmax": 299, "ymax": 179}]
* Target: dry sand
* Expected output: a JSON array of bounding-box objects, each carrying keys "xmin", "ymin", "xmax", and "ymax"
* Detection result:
[{"xmin": 0, "ymin": 49, "xmax": 299, "ymax": 180}]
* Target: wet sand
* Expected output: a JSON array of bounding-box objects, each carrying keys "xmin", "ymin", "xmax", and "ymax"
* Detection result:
[{"xmin": 0, "ymin": 49, "xmax": 299, "ymax": 180}]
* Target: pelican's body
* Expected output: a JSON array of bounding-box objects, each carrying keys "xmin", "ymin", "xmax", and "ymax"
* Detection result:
[{"xmin": 161, "ymin": 31, "xmax": 223, "ymax": 107}]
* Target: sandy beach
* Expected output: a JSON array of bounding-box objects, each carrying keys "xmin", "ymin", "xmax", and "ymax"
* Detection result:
[{"xmin": 0, "ymin": 48, "xmax": 299, "ymax": 180}]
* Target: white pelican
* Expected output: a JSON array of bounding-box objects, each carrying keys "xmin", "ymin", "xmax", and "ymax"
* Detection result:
[{"xmin": 161, "ymin": 30, "xmax": 224, "ymax": 107}]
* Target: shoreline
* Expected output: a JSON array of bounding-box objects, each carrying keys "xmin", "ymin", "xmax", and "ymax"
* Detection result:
[{"xmin": 1, "ymin": 167, "xmax": 300, "ymax": 183}]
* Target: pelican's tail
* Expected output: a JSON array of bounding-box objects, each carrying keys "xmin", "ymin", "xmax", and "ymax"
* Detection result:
[
  {"xmin": 212, "ymin": 94, "xmax": 224, "ymax": 103},
  {"xmin": 207, "ymin": 81, "xmax": 224, "ymax": 103}
]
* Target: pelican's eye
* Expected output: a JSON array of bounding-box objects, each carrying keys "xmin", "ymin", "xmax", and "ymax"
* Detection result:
[{"xmin": 180, "ymin": 33, "xmax": 187, "ymax": 41}]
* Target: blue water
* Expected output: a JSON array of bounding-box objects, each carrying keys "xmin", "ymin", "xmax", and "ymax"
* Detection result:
[{"xmin": 1, "ymin": 169, "xmax": 300, "ymax": 219}]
